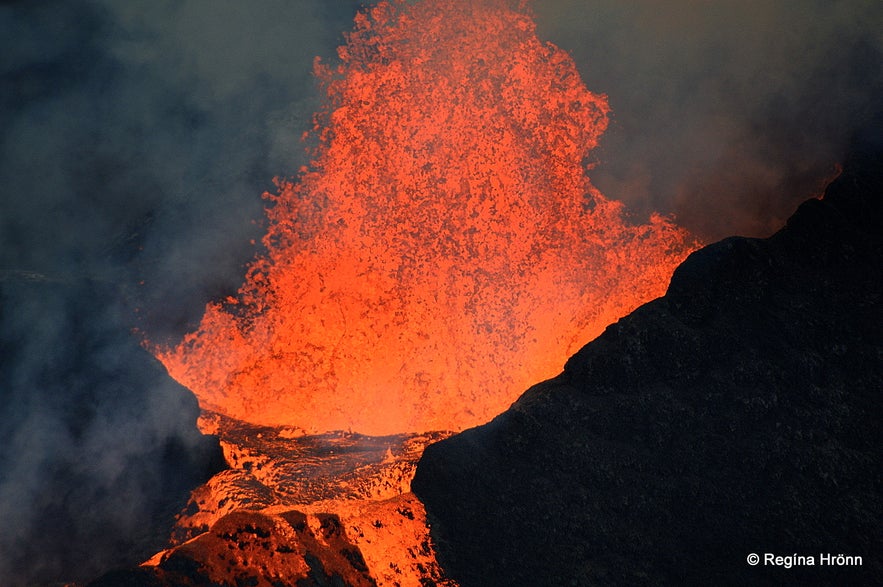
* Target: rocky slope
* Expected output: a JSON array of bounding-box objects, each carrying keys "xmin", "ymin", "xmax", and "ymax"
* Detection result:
[{"xmin": 412, "ymin": 136, "xmax": 882, "ymax": 586}]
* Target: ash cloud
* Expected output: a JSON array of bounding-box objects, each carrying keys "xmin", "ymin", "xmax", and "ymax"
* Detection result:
[{"xmin": 534, "ymin": 0, "xmax": 883, "ymax": 240}]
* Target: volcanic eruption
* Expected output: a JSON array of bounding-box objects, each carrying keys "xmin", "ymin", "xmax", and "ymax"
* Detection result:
[
  {"xmin": 115, "ymin": 0, "xmax": 704, "ymax": 584},
  {"xmin": 154, "ymin": 0, "xmax": 696, "ymax": 437},
  {"xmin": 124, "ymin": 1, "xmax": 700, "ymax": 584},
  {"xmin": 3, "ymin": 0, "xmax": 880, "ymax": 585}
]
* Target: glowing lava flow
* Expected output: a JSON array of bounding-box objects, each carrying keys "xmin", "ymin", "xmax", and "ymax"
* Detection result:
[{"xmin": 156, "ymin": 0, "xmax": 696, "ymax": 436}]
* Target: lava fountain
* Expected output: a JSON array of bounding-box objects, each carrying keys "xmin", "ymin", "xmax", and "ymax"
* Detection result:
[
  {"xmin": 155, "ymin": 0, "xmax": 696, "ymax": 436},
  {"xmin": 137, "ymin": 1, "xmax": 700, "ymax": 584}
]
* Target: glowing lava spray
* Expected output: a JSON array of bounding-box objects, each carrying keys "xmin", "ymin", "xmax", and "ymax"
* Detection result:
[{"xmin": 156, "ymin": 0, "xmax": 696, "ymax": 435}]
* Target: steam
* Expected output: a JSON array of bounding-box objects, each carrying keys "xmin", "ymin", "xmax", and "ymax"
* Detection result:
[
  {"xmin": 1, "ymin": 1, "xmax": 359, "ymax": 583},
  {"xmin": 534, "ymin": 0, "xmax": 883, "ymax": 239},
  {"xmin": 1, "ymin": 0, "xmax": 363, "ymax": 335},
  {"xmin": 0, "ymin": 277, "xmax": 224, "ymax": 584}
]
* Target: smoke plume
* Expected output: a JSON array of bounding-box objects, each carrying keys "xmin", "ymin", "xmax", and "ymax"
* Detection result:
[
  {"xmin": 1, "ymin": 1, "xmax": 359, "ymax": 583},
  {"xmin": 533, "ymin": 0, "xmax": 883, "ymax": 239}
]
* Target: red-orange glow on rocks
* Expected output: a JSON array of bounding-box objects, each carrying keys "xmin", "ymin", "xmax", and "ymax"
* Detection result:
[{"xmin": 156, "ymin": 0, "xmax": 697, "ymax": 436}]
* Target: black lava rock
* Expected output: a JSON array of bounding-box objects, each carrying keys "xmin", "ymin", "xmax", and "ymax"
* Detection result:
[{"xmin": 412, "ymin": 135, "xmax": 882, "ymax": 586}]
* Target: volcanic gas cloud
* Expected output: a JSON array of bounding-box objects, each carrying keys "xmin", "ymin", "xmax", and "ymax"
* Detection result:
[{"xmin": 156, "ymin": 0, "xmax": 696, "ymax": 436}]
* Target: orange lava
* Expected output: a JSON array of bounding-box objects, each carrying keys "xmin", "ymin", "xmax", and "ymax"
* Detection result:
[{"xmin": 155, "ymin": 0, "xmax": 696, "ymax": 436}]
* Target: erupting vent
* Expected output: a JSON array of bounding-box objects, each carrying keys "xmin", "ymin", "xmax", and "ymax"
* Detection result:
[{"xmin": 155, "ymin": 0, "xmax": 696, "ymax": 435}]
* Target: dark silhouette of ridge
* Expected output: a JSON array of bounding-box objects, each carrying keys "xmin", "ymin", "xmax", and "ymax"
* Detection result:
[{"xmin": 412, "ymin": 126, "xmax": 882, "ymax": 586}]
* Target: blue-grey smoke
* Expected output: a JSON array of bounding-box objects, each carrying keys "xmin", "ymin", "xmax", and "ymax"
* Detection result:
[{"xmin": 535, "ymin": 0, "xmax": 883, "ymax": 239}]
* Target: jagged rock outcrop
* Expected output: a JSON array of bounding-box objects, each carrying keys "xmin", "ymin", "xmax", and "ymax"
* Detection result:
[
  {"xmin": 92, "ymin": 509, "xmax": 379, "ymax": 587},
  {"xmin": 92, "ymin": 496, "xmax": 450, "ymax": 587},
  {"xmin": 0, "ymin": 277, "xmax": 225, "ymax": 586},
  {"xmin": 166, "ymin": 415, "xmax": 450, "ymax": 545},
  {"xmin": 412, "ymin": 136, "xmax": 882, "ymax": 586},
  {"xmin": 89, "ymin": 419, "xmax": 455, "ymax": 587}
]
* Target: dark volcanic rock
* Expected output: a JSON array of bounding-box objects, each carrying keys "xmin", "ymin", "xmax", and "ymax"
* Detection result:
[
  {"xmin": 0, "ymin": 277, "xmax": 225, "ymax": 586},
  {"xmin": 91, "ymin": 509, "xmax": 378, "ymax": 587},
  {"xmin": 412, "ymin": 137, "xmax": 882, "ymax": 586}
]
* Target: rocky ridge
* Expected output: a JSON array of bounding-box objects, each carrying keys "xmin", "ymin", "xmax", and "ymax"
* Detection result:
[{"xmin": 412, "ymin": 135, "xmax": 882, "ymax": 586}]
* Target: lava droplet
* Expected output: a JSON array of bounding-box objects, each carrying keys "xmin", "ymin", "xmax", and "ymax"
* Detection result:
[{"xmin": 155, "ymin": 0, "xmax": 697, "ymax": 436}]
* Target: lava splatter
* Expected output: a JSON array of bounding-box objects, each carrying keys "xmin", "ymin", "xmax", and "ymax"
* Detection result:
[{"xmin": 155, "ymin": 0, "xmax": 696, "ymax": 435}]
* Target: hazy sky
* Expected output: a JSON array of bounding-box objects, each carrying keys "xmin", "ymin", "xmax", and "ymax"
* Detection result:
[{"xmin": 535, "ymin": 0, "xmax": 882, "ymax": 238}]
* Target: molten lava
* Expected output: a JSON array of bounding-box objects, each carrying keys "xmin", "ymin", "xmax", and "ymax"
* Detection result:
[
  {"xmin": 143, "ymin": 413, "xmax": 454, "ymax": 586},
  {"xmin": 156, "ymin": 0, "xmax": 696, "ymax": 436},
  {"xmin": 140, "ymin": 1, "xmax": 701, "ymax": 585}
]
